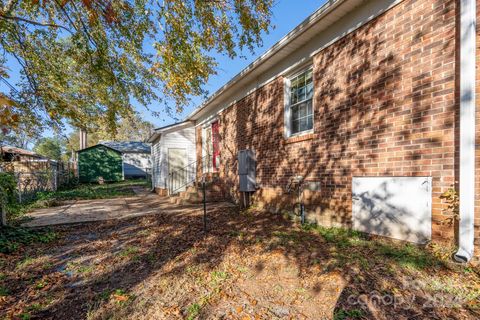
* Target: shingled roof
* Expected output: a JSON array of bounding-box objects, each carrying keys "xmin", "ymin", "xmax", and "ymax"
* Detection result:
[{"xmin": 98, "ymin": 141, "xmax": 151, "ymax": 153}]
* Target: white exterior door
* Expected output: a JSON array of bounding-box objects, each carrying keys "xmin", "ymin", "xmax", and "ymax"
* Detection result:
[
  {"xmin": 168, "ymin": 148, "xmax": 187, "ymax": 192},
  {"xmin": 352, "ymin": 177, "xmax": 432, "ymax": 244}
]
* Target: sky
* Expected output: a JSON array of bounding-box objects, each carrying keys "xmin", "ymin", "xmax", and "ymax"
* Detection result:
[{"xmin": 3, "ymin": 1, "xmax": 327, "ymax": 138}]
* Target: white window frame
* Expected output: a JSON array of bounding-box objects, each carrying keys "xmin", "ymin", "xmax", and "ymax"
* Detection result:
[
  {"xmin": 201, "ymin": 125, "xmax": 212, "ymax": 174},
  {"xmin": 284, "ymin": 66, "xmax": 314, "ymax": 138},
  {"xmin": 201, "ymin": 118, "xmax": 218, "ymax": 174}
]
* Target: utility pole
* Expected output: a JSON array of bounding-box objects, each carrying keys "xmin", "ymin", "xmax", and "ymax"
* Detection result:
[{"xmin": 79, "ymin": 129, "xmax": 88, "ymax": 150}]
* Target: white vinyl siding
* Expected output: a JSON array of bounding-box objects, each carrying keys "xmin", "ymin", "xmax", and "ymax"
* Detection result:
[
  {"xmin": 151, "ymin": 126, "xmax": 196, "ymax": 189},
  {"xmin": 122, "ymin": 153, "xmax": 151, "ymax": 178}
]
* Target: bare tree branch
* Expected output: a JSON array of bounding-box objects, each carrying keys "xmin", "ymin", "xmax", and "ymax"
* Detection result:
[{"xmin": 0, "ymin": 14, "xmax": 73, "ymax": 34}]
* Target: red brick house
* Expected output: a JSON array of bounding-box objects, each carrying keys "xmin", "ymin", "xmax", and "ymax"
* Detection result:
[{"xmin": 150, "ymin": 0, "xmax": 479, "ymax": 262}]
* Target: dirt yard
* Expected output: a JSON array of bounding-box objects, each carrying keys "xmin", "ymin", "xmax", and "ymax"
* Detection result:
[{"xmin": 1, "ymin": 201, "xmax": 479, "ymax": 319}]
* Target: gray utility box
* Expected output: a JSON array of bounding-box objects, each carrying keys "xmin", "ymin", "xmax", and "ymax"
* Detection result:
[{"xmin": 238, "ymin": 149, "xmax": 256, "ymax": 192}]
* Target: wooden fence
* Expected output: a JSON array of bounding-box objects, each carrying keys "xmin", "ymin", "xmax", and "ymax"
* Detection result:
[{"xmin": 0, "ymin": 160, "xmax": 77, "ymax": 203}]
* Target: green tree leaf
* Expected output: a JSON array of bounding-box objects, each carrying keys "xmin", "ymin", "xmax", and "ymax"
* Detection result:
[{"xmin": 0, "ymin": 0, "xmax": 274, "ymax": 135}]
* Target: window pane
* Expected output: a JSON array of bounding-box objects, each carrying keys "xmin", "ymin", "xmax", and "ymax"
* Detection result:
[
  {"xmin": 306, "ymin": 100, "xmax": 312, "ymax": 115},
  {"xmin": 292, "ymin": 119, "xmax": 299, "ymax": 134},
  {"xmin": 289, "ymin": 69, "xmax": 313, "ymax": 104},
  {"xmin": 302, "ymin": 118, "xmax": 309, "ymax": 132},
  {"xmin": 292, "ymin": 104, "xmax": 299, "ymax": 120},
  {"xmin": 306, "ymin": 81, "xmax": 313, "ymax": 100},
  {"xmin": 298, "ymin": 103, "xmax": 306, "ymax": 118},
  {"xmin": 290, "ymin": 77, "xmax": 298, "ymax": 89},
  {"xmin": 307, "ymin": 115, "xmax": 313, "ymax": 130},
  {"xmin": 306, "ymin": 69, "xmax": 313, "ymax": 83},
  {"xmin": 297, "ymin": 73, "xmax": 305, "ymax": 87},
  {"xmin": 297, "ymin": 85, "xmax": 305, "ymax": 102}
]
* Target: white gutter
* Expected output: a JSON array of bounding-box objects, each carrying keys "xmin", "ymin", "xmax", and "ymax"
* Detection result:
[{"xmin": 455, "ymin": 0, "xmax": 476, "ymax": 263}]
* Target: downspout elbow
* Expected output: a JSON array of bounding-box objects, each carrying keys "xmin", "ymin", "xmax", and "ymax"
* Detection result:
[{"xmin": 454, "ymin": 245, "xmax": 473, "ymax": 264}]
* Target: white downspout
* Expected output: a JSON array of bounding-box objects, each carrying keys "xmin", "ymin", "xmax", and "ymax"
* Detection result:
[{"xmin": 455, "ymin": 0, "xmax": 476, "ymax": 263}]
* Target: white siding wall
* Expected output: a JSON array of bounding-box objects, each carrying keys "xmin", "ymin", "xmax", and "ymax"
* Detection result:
[
  {"xmin": 152, "ymin": 126, "xmax": 196, "ymax": 188},
  {"xmin": 152, "ymin": 141, "xmax": 163, "ymax": 187},
  {"xmin": 122, "ymin": 153, "xmax": 151, "ymax": 177}
]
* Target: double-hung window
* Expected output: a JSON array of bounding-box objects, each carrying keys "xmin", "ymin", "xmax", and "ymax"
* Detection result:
[{"xmin": 286, "ymin": 68, "xmax": 314, "ymax": 136}]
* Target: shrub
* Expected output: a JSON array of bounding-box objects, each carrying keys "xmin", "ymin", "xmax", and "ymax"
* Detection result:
[
  {"xmin": 0, "ymin": 172, "xmax": 19, "ymax": 222},
  {"xmin": 0, "ymin": 226, "xmax": 57, "ymax": 253},
  {"xmin": 0, "ymin": 172, "xmax": 17, "ymax": 207},
  {"xmin": 59, "ymin": 171, "xmax": 79, "ymax": 189}
]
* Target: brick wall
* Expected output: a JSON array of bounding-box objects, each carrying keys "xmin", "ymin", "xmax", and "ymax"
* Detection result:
[{"xmin": 197, "ymin": 0, "xmax": 464, "ymax": 243}]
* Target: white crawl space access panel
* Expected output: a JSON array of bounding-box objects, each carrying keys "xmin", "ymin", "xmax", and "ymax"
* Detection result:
[{"xmin": 352, "ymin": 177, "xmax": 432, "ymax": 244}]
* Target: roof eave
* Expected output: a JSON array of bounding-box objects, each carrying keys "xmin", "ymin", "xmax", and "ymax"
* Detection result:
[{"xmin": 147, "ymin": 120, "xmax": 194, "ymax": 143}]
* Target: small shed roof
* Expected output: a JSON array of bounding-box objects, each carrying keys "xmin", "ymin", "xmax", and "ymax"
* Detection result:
[
  {"xmin": 0, "ymin": 145, "xmax": 45, "ymax": 159},
  {"xmin": 77, "ymin": 141, "xmax": 151, "ymax": 154},
  {"xmin": 100, "ymin": 141, "xmax": 150, "ymax": 153}
]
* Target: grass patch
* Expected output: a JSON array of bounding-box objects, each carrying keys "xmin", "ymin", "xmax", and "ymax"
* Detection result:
[
  {"xmin": 25, "ymin": 303, "xmax": 42, "ymax": 312},
  {"xmin": 376, "ymin": 242, "xmax": 438, "ymax": 270},
  {"xmin": 16, "ymin": 256, "xmax": 36, "ymax": 269},
  {"xmin": 66, "ymin": 262, "xmax": 95, "ymax": 274},
  {"xmin": 301, "ymin": 224, "xmax": 444, "ymax": 271},
  {"xmin": 186, "ymin": 303, "xmax": 201, "ymax": 320},
  {"xmin": 334, "ymin": 308, "xmax": 364, "ymax": 320},
  {"xmin": 305, "ymin": 224, "xmax": 366, "ymax": 248},
  {"xmin": 35, "ymin": 279, "xmax": 48, "ymax": 290},
  {"xmin": 272, "ymin": 230, "xmax": 311, "ymax": 246},
  {"xmin": 185, "ymin": 270, "xmax": 230, "ymax": 319},
  {"xmin": 32, "ymin": 180, "xmax": 146, "ymax": 207},
  {"xmin": 19, "ymin": 313, "xmax": 31, "ymax": 320},
  {"xmin": 111, "ymin": 289, "xmax": 134, "ymax": 305},
  {"xmin": 0, "ymin": 226, "xmax": 57, "ymax": 254},
  {"xmin": 427, "ymin": 277, "xmax": 480, "ymax": 303},
  {"xmin": 0, "ymin": 285, "xmax": 10, "ymax": 296},
  {"xmin": 117, "ymin": 246, "xmax": 140, "ymax": 258},
  {"xmin": 210, "ymin": 270, "xmax": 228, "ymax": 284}
]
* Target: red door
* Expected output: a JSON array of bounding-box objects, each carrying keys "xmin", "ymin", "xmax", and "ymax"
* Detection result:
[{"xmin": 211, "ymin": 121, "xmax": 220, "ymax": 171}]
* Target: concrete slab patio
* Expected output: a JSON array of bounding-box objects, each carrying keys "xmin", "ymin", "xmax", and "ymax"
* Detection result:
[{"xmin": 23, "ymin": 189, "xmax": 235, "ymax": 227}]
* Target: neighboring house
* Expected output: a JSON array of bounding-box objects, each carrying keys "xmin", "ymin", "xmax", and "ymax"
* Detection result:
[
  {"xmin": 77, "ymin": 141, "xmax": 151, "ymax": 183},
  {"xmin": 0, "ymin": 145, "xmax": 45, "ymax": 162},
  {"xmin": 0, "ymin": 145, "xmax": 65, "ymax": 197},
  {"xmin": 148, "ymin": 122, "xmax": 196, "ymax": 195},
  {"xmin": 0, "ymin": 145, "xmax": 58, "ymax": 173},
  {"xmin": 149, "ymin": 0, "xmax": 479, "ymax": 261}
]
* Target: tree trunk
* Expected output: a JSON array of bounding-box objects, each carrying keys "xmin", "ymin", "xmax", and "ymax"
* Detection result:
[{"xmin": 0, "ymin": 202, "xmax": 7, "ymax": 227}]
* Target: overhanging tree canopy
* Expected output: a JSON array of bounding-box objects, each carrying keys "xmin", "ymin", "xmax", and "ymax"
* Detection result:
[{"xmin": 0, "ymin": 0, "xmax": 273, "ymax": 133}]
